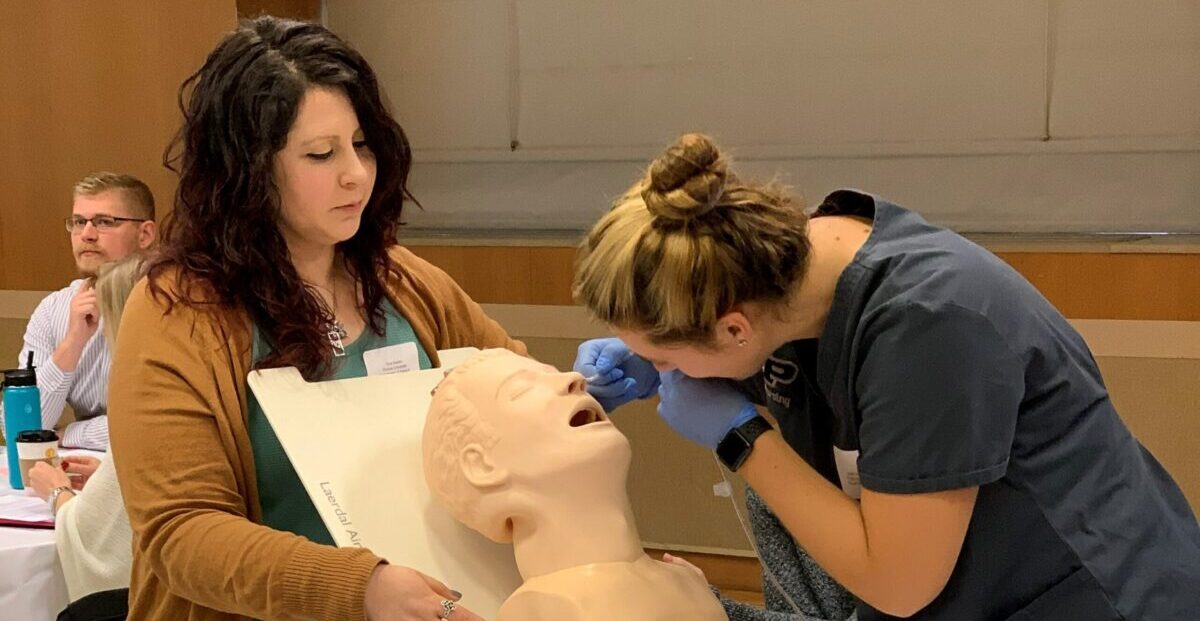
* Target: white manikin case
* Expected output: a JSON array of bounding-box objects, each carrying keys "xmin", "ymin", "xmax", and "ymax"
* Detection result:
[{"xmin": 247, "ymin": 347, "xmax": 521, "ymax": 617}]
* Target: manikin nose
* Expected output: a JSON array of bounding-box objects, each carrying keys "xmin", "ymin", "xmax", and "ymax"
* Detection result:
[{"xmin": 562, "ymin": 373, "xmax": 587, "ymax": 395}]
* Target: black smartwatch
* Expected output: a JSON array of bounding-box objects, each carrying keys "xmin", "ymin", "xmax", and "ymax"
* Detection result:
[{"xmin": 716, "ymin": 415, "xmax": 773, "ymax": 472}]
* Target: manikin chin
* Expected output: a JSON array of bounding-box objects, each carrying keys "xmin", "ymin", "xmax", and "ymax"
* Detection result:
[{"xmin": 423, "ymin": 349, "xmax": 727, "ymax": 620}]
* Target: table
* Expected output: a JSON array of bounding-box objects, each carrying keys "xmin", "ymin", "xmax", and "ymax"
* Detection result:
[
  {"xmin": 0, "ymin": 524, "xmax": 67, "ymax": 621},
  {"xmin": 0, "ymin": 446, "xmax": 105, "ymax": 621}
]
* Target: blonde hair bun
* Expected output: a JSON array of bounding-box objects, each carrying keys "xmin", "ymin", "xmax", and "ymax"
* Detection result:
[{"xmin": 642, "ymin": 133, "xmax": 728, "ymax": 221}]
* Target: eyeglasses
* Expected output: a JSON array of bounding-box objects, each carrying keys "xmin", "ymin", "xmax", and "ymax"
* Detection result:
[{"xmin": 64, "ymin": 215, "xmax": 148, "ymax": 233}]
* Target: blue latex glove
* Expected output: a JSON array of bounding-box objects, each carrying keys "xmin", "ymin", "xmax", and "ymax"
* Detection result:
[
  {"xmin": 657, "ymin": 370, "xmax": 759, "ymax": 449},
  {"xmin": 573, "ymin": 337, "xmax": 661, "ymax": 412}
]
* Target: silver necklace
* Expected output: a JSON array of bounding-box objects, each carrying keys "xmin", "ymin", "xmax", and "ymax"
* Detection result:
[
  {"xmin": 318, "ymin": 280, "xmax": 348, "ymax": 358},
  {"xmin": 326, "ymin": 318, "xmax": 348, "ymax": 357}
]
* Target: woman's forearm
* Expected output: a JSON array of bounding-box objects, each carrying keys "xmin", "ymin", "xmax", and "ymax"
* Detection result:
[
  {"xmin": 740, "ymin": 433, "xmax": 877, "ymax": 596},
  {"xmin": 739, "ymin": 431, "xmax": 971, "ymax": 617}
]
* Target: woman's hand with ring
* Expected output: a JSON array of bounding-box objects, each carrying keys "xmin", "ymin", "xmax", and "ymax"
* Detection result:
[{"xmin": 363, "ymin": 564, "xmax": 483, "ymax": 621}]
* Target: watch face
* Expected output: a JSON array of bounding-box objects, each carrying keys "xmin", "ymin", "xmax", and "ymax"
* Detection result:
[{"xmin": 716, "ymin": 431, "xmax": 751, "ymax": 471}]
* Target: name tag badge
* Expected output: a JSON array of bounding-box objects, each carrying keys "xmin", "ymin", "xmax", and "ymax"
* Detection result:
[
  {"xmin": 833, "ymin": 447, "xmax": 862, "ymax": 499},
  {"xmin": 363, "ymin": 342, "xmax": 419, "ymax": 376}
]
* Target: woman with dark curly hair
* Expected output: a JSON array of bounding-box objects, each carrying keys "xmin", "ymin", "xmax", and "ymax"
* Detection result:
[{"xmin": 107, "ymin": 16, "xmax": 522, "ymax": 621}]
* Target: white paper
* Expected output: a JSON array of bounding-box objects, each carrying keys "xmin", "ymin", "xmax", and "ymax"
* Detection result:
[{"xmin": 0, "ymin": 495, "xmax": 54, "ymax": 524}]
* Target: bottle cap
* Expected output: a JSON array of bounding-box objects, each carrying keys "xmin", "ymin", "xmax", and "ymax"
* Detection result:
[
  {"xmin": 2, "ymin": 367, "xmax": 36, "ymax": 387},
  {"xmin": 16, "ymin": 429, "xmax": 57, "ymax": 443},
  {"xmin": 2, "ymin": 351, "xmax": 37, "ymax": 387}
]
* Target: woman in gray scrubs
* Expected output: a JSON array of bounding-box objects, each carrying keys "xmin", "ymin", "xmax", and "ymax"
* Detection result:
[{"xmin": 572, "ymin": 133, "xmax": 1200, "ymax": 620}]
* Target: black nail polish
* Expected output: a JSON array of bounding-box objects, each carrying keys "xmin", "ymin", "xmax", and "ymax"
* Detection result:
[{"xmin": 451, "ymin": 590, "xmax": 463, "ymax": 600}]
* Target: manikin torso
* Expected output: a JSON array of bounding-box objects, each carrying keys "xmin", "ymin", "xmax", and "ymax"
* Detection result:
[
  {"xmin": 498, "ymin": 554, "xmax": 726, "ymax": 621},
  {"xmin": 424, "ymin": 349, "xmax": 727, "ymax": 621}
]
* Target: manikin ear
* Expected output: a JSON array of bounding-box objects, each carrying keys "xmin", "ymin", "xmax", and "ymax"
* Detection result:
[
  {"xmin": 460, "ymin": 443, "xmax": 509, "ymax": 489},
  {"xmin": 715, "ymin": 309, "xmax": 755, "ymax": 349}
]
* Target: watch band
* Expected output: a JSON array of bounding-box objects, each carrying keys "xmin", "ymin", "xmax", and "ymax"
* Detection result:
[
  {"xmin": 716, "ymin": 415, "xmax": 773, "ymax": 472},
  {"xmin": 48, "ymin": 485, "xmax": 74, "ymax": 512}
]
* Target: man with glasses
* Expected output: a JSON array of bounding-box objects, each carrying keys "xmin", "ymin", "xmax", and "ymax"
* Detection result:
[{"xmin": 12, "ymin": 172, "xmax": 156, "ymax": 450}]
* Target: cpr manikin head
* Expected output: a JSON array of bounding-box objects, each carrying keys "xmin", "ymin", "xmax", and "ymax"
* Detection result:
[{"xmin": 423, "ymin": 349, "xmax": 629, "ymax": 543}]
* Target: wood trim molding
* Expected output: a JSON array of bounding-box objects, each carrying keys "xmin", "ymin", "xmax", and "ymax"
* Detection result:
[
  {"xmin": 408, "ymin": 246, "xmax": 578, "ymax": 306},
  {"xmin": 3, "ymin": 290, "xmax": 1197, "ymax": 360},
  {"xmin": 994, "ymin": 252, "xmax": 1200, "ymax": 322},
  {"xmin": 405, "ymin": 246, "xmax": 1200, "ymax": 322},
  {"xmin": 473, "ymin": 303, "xmax": 1200, "ymax": 360}
]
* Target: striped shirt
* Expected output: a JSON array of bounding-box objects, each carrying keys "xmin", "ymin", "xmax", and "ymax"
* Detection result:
[{"xmin": 4, "ymin": 279, "xmax": 111, "ymax": 450}]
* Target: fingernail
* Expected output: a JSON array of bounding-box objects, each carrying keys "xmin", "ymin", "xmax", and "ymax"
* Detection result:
[{"xmin": 451, "ymin": 590, "xmax": 462, "ymax": 600}]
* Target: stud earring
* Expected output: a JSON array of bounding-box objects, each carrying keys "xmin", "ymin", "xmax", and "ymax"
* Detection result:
[{"xmin": 737, "ymin": 339, "xmax": 748, "ymax": 347}]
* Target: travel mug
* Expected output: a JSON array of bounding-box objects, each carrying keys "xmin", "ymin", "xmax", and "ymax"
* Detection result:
[{"xmin": 16, "ymin": 429, "xmax": 60, "ymax": 488}]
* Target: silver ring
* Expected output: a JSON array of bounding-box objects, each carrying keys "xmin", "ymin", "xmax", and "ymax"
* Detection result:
[{"xmin": 439, "ymin": 599, "xmax": 457, "ymax": 619}]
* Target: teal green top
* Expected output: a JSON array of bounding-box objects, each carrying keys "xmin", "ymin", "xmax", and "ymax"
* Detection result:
[{"xmin": 246, "ymin": 301, "xmax": 431, "ymax": 545}]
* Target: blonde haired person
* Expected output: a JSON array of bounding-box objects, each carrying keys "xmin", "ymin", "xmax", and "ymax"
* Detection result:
[
  {"xmin": 29, "ymin": 255, "xmax": 144, "ymax": 602},
  {"xmin": 572, "ymin": 133, "xmax": 1200, "ymax": 620}
]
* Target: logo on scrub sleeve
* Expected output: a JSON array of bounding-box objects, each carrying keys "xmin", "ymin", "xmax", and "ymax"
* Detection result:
[{"xmin": 763, "ymin": 356, "xmax": 799, "ymax": 408}]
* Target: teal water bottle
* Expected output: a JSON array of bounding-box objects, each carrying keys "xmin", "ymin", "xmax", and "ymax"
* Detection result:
[{"xmin": 4, "ymin": 352, "xmax": 42, "ymax": 489}]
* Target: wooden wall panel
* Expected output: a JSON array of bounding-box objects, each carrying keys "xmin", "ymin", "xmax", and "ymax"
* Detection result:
[
  {"xmin": 407, "ymin": 246, "xmax": 578, "ymax": 306},
  {"xmin": 238, "ymin": 0, "xmax": 322, "ymax": 21},
  {"xmin": 996, "ymin": 252, "xmax": 1200, "ymax": 321},
  {"xmin": 406, "ymin": 244, "xmax": 1200, "ymax": 321},
  {"xmin": 0, "ymin": 1, "xmax": 236, "ymax": 291}
]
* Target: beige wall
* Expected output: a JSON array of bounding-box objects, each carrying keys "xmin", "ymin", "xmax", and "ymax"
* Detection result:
[
  {"xmin": 1098, "ymin": 356, "xmax": 1200, "ymax": 510},
  {"xmin": 3, "ymin": 241, "xmax": 1196, "ymax": 554},
  {"xmin": 451, "ymin": 301, "xmax": 1200, "ymax": 553},
  {"xmin": 406, "ymin": 244, "xmax": 1200, "ymax": 553},
  {"xmin": 5, "ymin": 239, "xmax": 1197, "ymax": 554},
  {"xmin": 2, "ymin": 275, "xmax": 1196, "ymax": 554},
  {"xmin": 433, "ymin": 241, "xmax": 1200, "ymax": 553},
  {"xmin": 503, "ymin": 319, "xmax": 1200, "ymax": 554}
]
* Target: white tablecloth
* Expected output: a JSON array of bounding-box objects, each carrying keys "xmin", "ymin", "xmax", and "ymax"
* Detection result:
[
  {"xmin": 0, "ymin": 525, "xmax": 68, "ymax": 621},
  {"xmin": 0, "ymin": 446, "xmax": 105, "ymax": 621}
]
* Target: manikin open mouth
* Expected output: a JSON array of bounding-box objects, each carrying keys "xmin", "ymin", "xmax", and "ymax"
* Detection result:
[{"xmin": 569, "ymin": 403, "xmax": 607, "ymax": 427}]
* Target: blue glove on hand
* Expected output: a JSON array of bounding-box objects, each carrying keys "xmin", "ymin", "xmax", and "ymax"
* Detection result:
[
  {"xmin": 657, "ymin": 370, "xmax": 759, "ymax": 449},
  {"xmin": 573, "ymin": 337, "xmax": 661, "ymax": 412}
]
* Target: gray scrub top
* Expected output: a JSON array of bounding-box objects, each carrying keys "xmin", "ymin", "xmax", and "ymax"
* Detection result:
[{"xmin": 743, "ymin": 190, "xmax": 1200, "ymax": 620}]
